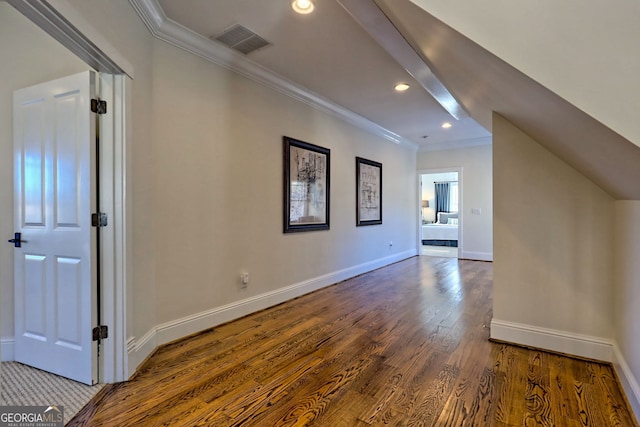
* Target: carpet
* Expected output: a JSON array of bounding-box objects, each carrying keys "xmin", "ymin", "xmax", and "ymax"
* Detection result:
[{"xmin": 0, "ymin": 362, "xmax": 104, "ymax": 425}]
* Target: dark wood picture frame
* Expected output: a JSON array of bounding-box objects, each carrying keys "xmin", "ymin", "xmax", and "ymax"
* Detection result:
[
  {"xmin": 283, "ymin": 136, "xmax": 330, "ymax": 233},
  {"xmin": 356, "ymin": 157, "xmax": 382, "ymax": 226}
]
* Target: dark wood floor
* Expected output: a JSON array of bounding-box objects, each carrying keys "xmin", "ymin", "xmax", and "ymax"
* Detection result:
[{"xmin": 70, "ymin": 256, "xmax": 637, "ymax": 426}]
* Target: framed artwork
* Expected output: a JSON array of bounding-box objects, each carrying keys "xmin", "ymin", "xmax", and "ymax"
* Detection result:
[
  {"xmin": 356, "ymin": 157, "xmax": 382, "ymax": 226},
  {"xmin": 283, "ymin": 136, "xmax": 330, "ymax": 233}
]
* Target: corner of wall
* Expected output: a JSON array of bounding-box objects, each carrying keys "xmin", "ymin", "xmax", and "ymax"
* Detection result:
[
  {"xmin": 613, "ymin": 344, "xmax": 640, "ymax": 421},
  {"xmin": 612, "ymin": 201, "xmax": 640, "ymax": 422},
  {"xmin": 492, "ymin": 112, "xmax": 614, "ymax": 344}
]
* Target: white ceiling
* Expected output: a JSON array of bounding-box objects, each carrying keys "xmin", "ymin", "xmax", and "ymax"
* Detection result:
[{"xmin": 155, "ymin": 0, "xmax": 491, "ymax": 150}]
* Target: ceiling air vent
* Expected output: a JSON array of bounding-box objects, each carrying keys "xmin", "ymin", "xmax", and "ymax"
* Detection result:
[{"xmin": 212, "ymin": 24, "xmax": 271, "ymax": 55}]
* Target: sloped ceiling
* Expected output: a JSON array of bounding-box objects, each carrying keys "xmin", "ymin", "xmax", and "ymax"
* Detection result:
[
  {"xmin": 138, "ymin": 0, "xmax": 491, "ymax": 150},
  {"xmin": 376, "ymin": 0, "xmax": 640, "ymax": 200},
  {"xmin": 131, "ymin": 0, "xmax": 638, "ymax": 197}
]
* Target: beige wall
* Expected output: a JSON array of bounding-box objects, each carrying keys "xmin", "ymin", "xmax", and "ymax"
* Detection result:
[
  {"xmin": 0, "ymin": 2, "xmax": 90, "ymax": 346},
  {"xmin": 417, "ymin": 144, "xmax": 493, "ymax": 260},
  {"xmin": 492, "ymin": 113, "xmax": 614, "ymax": 338},
  {"xmin": 614, "ymin": 201, "xmax": 640, "ymax": 413},
  {"xmin": 492, "ymin": 112, "xmax": 640, "ymax": 413},
  {"xmin": 150, "ymin": 40, "xmax": 417, "ymax": 324},
  {"xmin": 408, "ymin": 0, "xmax": 640, "ymax": 148},
  {"xmin": 4, "ymin": 0, "xmax": 417, "ymax": 372}
]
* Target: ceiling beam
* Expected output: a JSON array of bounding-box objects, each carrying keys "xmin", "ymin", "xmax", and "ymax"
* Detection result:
[{"xmin": 337, "ymin": 0, "xmax": 468, "ymax": 121}]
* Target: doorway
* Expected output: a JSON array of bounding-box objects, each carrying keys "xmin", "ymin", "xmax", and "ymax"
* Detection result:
[
  {"xmin": 419, "ymin": 170, "xmax": 461, "ymax": 258},
  {"xmin": 0, "ymin": 1, "xmax": 128, "ymax": 386}
]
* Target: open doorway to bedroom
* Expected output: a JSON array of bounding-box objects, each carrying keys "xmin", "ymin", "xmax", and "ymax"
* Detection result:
[{"xmin": 419, "ymin": 171, "xmax": 460, "ymax": 258}]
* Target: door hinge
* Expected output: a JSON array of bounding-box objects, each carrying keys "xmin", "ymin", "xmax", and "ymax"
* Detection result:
[
  {"xmin": 91, "ymin": 98, "xmax": 107, "ymax": 114},
  {"xmin": 92, "ymin": 325, "xmax": 108, "ymax": 341},
  {"xmin": 91, "ymin": 212, "xmax": 108, "ymax": 227}
]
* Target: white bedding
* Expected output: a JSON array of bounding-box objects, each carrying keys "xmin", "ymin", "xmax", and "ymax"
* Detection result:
[{"xmin": 422, "ymin": 223, "xmax": 458, "ymax": 241}]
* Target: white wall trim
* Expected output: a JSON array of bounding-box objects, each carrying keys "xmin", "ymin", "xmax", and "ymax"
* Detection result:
[
  {"xmin": 97, "ymin": 73, "xmax": 129, "ymax": 383},
  {"xmin": 490, "ymin": 319, "xmax": 613, "ymax": 362},
  {"xmin": 460, "ymin": 251, "xmax": 493, "ymax": 261},
  {"xmin": 0, "ymin": 339, "xmax": 14, "ymax": 362},
  {"xmin": 612, "ymin": 344, "xmax": 640, "ymax": 420},
  {"xmin": 126, "ymin": 329, "xmax": 157, "ymax": 378},
  {"xmin": 127, "ymin": 250, "xmax": 415, "ymax": 374},
  {"xmin": 127, "ymin": 0, "xmax": 416, "ymax": 149}
]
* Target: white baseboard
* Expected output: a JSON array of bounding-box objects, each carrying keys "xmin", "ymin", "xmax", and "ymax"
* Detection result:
[
  {"xmin": 1, "ymin": 339, "xmax": 14, "ymax": 362},
  {"xmin": 128, "ymin": 250, "xmax": 415, "ymax": 374},
  {"xmin": 490, "ymin": 319, "xmax": 613, "ymax": 362},
  {"xmin": 612, "ymin": 344, "xmax": 640, "ymax": 420},
  {"xmin": 460, "ymin": 251, "xmax": 493, "ymax": 261},
  {"xmin": 126, "ymin": 329, "xmax": 157, "ymax": 378}
]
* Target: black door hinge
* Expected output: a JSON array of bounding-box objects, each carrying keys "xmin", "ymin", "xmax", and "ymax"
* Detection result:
[
  {"xmin": 91, "ymin": 212, "xmax": 108, "ymax": 227},
  {"xmin": 92, "ymin": 325, "xmax": 108, "ymax": 341},
  {"xmin": 91, "ymin": 98, "xmax": 107, "ymax": 114}
]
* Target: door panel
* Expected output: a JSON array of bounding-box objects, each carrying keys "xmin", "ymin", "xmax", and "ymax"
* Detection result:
[
  {"xmin": 13, "ymin": 70, "xmax": 98, "ymax": 385},
  {"xmin": 22, "ymin": 254, "xmax": 46, "ymax": 338},
  {"xmin": 22, "ymin": 101, "xmax": 46, "ymax": 227}
]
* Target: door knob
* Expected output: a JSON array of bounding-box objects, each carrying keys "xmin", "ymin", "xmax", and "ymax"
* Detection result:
[{"xmin": 8, "ymin": 232, "xmax": 23, "ymax": 248}]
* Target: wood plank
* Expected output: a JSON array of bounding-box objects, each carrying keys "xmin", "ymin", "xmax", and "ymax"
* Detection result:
[
  {"xmin": 66, "ymin": 257, "xmax": 638, "ymax": 426},
  {"xmin": 522, "ymin": 351, "xmax": 554, "ymax": 426},
  {"xmin": 592, "ymin": 363, "xmax": 640, "ymax": 426}
]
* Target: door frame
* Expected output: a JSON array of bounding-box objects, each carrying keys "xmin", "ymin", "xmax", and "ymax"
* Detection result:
[
  {"xmin": 417, "ymin": 167, "xmax": 463, "ymax": 258},
  {"xmin": 7, "ymin": 1, "xmax": 131, "ymax": 383},
  {"xmin": 97, "ymin": 73, "xmax": 129, "ymax": 383}
]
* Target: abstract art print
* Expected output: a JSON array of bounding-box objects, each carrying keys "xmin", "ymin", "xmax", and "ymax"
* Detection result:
[
  {"xmin": 356, "ymin": 157, "xmax": 382, "ymax": 226},
  {"xmin": 283, "ymin": 136, "xmax": 330, "ymax": 233}
]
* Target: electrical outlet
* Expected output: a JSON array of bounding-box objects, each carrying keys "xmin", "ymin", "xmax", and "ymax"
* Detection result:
[
  {"xmin": 240, "ymin": 272, "xmax": 249, "ymax": 287},
  {"xmin": 471, "ymin": 208, "xmax": 482, "ymax": 215}
]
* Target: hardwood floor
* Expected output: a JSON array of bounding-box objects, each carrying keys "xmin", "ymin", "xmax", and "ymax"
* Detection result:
[{"xmin": 69, "ymin": 256, "xmax": 638, "ymax": 426}]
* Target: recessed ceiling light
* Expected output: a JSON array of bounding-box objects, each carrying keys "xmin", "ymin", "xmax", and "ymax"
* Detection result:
[
  {"xmin": 441, "ymin": 122, "xmax": 452, "ymax": 129},
  {"xmin": 292, "ymin": 0, "xmax": 314, "ymax": 14},
  {"xmin": 394, "ymin": 83, "xmax": 410, "ymax": 92}
]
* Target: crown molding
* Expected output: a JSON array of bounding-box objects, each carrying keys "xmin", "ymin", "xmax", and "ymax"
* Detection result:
[{"xmin": 128, "ymin": 0, "xmax": 417, "ymax": 149}]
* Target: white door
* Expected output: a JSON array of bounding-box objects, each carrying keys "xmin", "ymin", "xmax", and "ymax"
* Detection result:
[{"xmin": 12, "ymin": 71, "xmax": 98, "ymax": 385}]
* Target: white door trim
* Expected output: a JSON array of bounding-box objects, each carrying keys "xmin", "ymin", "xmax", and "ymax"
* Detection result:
[
  {"xmin": 98, "ymin": 73, "xmax": 129, "ymax": 383},
  {"xmin": 7, "ymin": 1, "xmax": 130, "ymax": 383}
]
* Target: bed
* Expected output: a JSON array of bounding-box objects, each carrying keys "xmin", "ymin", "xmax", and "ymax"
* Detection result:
[{"xmin": 422, "ymin": 213, "xmax": 458, "ymax": 247}]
